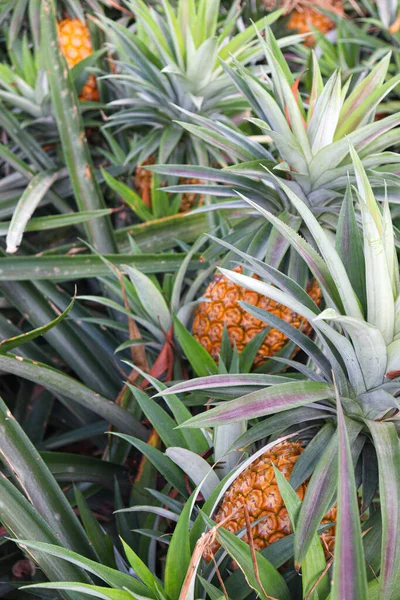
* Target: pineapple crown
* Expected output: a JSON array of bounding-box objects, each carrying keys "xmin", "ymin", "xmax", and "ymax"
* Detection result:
[
  {"xmin": 166, "ymin": 144, "xmax": 400, "ymax": 423},
  {"xmin": 151, "ymin": 27, "xmax": 400, "ymax": 223},
  {"xmin": 99, "ymin": 0, "xmax": 292, "ymax": 166}
]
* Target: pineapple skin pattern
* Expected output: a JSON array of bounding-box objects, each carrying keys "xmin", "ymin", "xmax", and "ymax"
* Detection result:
[
  {"xmin": 205, "ymin": 441, "xmax": 336, "ymax": 560},
  {"xmin": 192, "ymin": 267, "xmax": 321, "ymax": 366},
  {"xmin": 285, "ymin": 0, "xmax": 343, "ymax": 47},
  {"xmin": 57, "ymin": 18, "xmax": 99, "ymax": 101}
]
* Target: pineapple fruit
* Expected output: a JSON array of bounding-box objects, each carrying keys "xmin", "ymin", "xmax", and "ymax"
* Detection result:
[
  {"xmin": 173, "ymin": 146, "xmax": 400, "ymax": 589},
  {"xmin": 57, "ymin": 18, "xmax": 99, "ymax": 101},
  {"xmin": 285, "ymin": 0, "xmax": 343, "ymax": 46},
  {"xmin": 134, "ymin": 157, "xmax": 155, "ymax": 209},
  {"xmin": 205, "ymin": 441, "xmax": 336, "ymax": 560},
  {"xmin": 134, "ymin": 157, "xmax": 203, "ymax": 213},
  {"xmin": 192, "ymin": 267, "xmax": 321, "ymax": 366}
]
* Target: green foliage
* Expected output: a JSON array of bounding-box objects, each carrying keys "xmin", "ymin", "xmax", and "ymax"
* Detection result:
[{"xmin": 0, "ymin": 2, "xmax": 398, "ymax": 599}]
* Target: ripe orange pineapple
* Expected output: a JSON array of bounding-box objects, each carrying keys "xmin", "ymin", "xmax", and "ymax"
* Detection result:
[
  {"xmin": 205, "ymin": 441, "xmax": 336, "ymax": 561},
  {"xmin": 192, "ymin": 267, "xmax": 321, "ymax": 367},
  {"xmin": 284, "ymin": 0, "xmax": 343, "ymax": 47},
  {"xmin": 57, "ymin": 18, "xmax": 99, "ymax": 101}
]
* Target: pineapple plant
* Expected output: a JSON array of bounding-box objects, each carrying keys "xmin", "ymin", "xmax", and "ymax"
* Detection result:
[
  {"xmin": 161, "ymin": 145, "xmax": 400, "ymax": 599},
  {"xmin": 152, "ymin": 28, "xmax": 400, "ymax": 232},
  {"xmin": 99, "ymin": 0, "xmax": 299, "ymax": 203},
  {"xmin": 0, "ymin": 1, "xmax": 398, "ymax": 599}
]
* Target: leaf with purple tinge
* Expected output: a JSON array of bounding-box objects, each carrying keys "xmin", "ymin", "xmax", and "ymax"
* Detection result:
[
  {"xmin": 154, "ymin": 373, "xmax": 295, "ymax": 396},
  {"xmin": 336, "ymin": 54, "xmax": 391, "ymax": 137},
  {"xmin": 367, "ymin": 420, "xmax": 400, "ymax": 600},
  {"xmin": 229, "ymin": 406, "xmax": 334, "ymax": 452},
  {"xmin": 331, "ymin": 392, "xmax": 368, "ymax": 600},
  {"xmin": 310, "ymin": 113, "xmax": 400, "ymax": 182},
  {"xmin": 177, "ymin": 381, "xmax": 334, "ymax": 428},
  {"xmin": 294, "ymin": 419, "xmax": 363, "ymax": 567}
]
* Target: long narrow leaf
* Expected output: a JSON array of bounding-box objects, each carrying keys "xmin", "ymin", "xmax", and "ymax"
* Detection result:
[
  {"xmin": 178, "ymin": 381, "xmax": 334, "ymax": 428},
  {"xmin": 0, "ymin": 354, "xmax": 147, "ymax": 438},
  {"xmin": 41, "ymin": 0, "xmax": 116, "ymax": 252},
  {"xmin": 331, "ymin": 395, "xmax": 368, "ymax": 600},
  {"xmin": 6, "ymin": 171, "xmax": 57, "ymax": 253}
]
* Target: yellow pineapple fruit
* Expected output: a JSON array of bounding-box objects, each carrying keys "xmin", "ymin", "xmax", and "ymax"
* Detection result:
[
  {"xmin": 192, "ymin": 266, "xmax": 321, "ymax": 367},
  {"xmin": 205, "ymin": 441, "xmax": 336, "ymax": 561},
  {"xmin": 284, "ymin": 0, "xmax": 343, "ymax": 47},
  {"xmin": 57, "ymin": 18, "xmax": 99, "ymax": 101}
]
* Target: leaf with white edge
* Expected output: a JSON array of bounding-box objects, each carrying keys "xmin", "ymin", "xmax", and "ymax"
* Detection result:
[
  {"xmin": 6, "ymin": 171, "xmax": 57, "ymax": 253},
  {"xmin": 375, "ymin": 0, "xmax": 397, "ymax": 26},
  {"xmin": 337, "ymin": 53, "xmax": 391, "ymax": 136},
  {"xmin": 21, "ymin": 583, "xmax": 135, "ymax": 600},
  {"xmin": 307, "ymin": 70, "xmax": 342, "ymax": 155},
  {"xmin": 178, "ymin": 381, "xmax": 334, "ymax": 428},
  {"xmin": 235, "ymin": 193, "xmax": 344, "ymax": 311},
  {"xmin": 165, "ymin": 447, "xmax": 220, "ymax": 499},
  {"xmin": 261, "ymin": 33, "xmax": 312, "ymax": 164},
  {"xmin": 155, "ymin": 373, "xmax": 296, "ymax": 395},
  {"xmin": 307, "ymin": 52, "xmax": 324, "ymax": 123},
  {"xmin": 309, "ymin": 113, "xmax": 400, "ymax": 185},
  {"xmin": 359, "ymin": 198, "xmax": 394, "ymax": 345},
  {"xmin": 315, "ymin": 308, "xmax": 387, "ymax": 390},
  {"xmin": 124, "ymin": 265, "xmax": 171, "ymax": 332},
  {"xmin": 331, "ymin": 394, "xmax": 368, "ymax": 600},
  {"xmin": 386, "ymin": 338, "xmax": 400, "ymax": 376},
  {"xmin": 382, "ymin": 200, "xmax": 400, "ymax": 298},
  {"xmin": 335, "ymin": 182, "xmax": 366, "ymax": 313},
  {"xmin": 117, "ymin": 505, "xmax": 180, "ymax": 522},
  {"xmin": 349, "ymin": 143, "xmax": 382, "ymax": 230},
  {"xmin": 213, "ymin": 421, "xmax": 246, "ymax": 477},
  {"xmin": 268, "ymin": 174, "xmax": 363, "ymax": 320}
]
